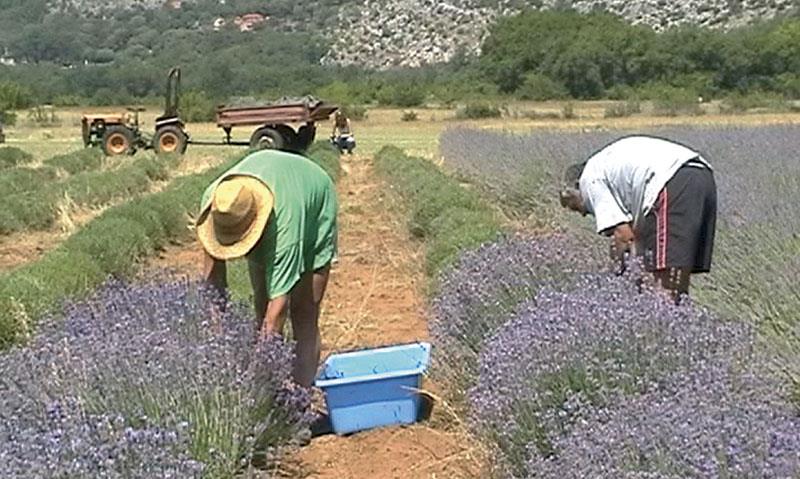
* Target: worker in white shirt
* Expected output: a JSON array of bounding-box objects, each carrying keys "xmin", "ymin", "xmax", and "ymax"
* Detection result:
[{"xmin": 560, "ymin": 135, "xmax": 717, "ymax": 297}]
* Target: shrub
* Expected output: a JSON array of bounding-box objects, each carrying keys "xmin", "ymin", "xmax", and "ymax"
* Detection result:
[
  {"xmin": 646, "ymin": 85, "xmax": 704, "ymax": 116},
  {"xmin": 64, "ymin": 218, "xmax": 154, "ymax": 276},
  {"xmin": 374, "ymin": 146, "xmax": 500, "ymax": 276},
  {"xmin": 527, "ymin": 361, "xmax": 800, "ymax": 478},
  {"xmin": 561, "ymin": 102, "xmax": 576, "ymax": 119},
  {"xmin": 0, "ymin": 278, "xmax": 311, "ymax": 476},
  {"xmin": 455, "ymin": 103, "xmax": 502, "ymax": 119},
  {"xmin": 0, "ymin": 110, "xmax": 17, "ymax": 127},
  {"xmin": 0, "ymin": 146, "xmax": 33, "ymax": 169},
  {"xmin": 44, "ymin": 148, "xmax": 104, "ymax": 175},
  {"xmin": 721, "ymin": 90, "xmax": 789, "ymax": 113},
  {"xmin": 401, "ymin": 110, "xmax": 418, "ymax": 122},
  {"xmin": 0, "ymin": 166, "xmax": 58, "ymax": 197},
  {"xmin": 516, "ymin": 73, "xmax": 569, "ymax": 101},
  {"xmin": 471, "ymin": 269, "xmax": 758, "ymax": 475},
  {"xmin": 306, "ymin": 140, "xmax": 342, "ymax": 182},
  {"xmin": 377, "ymin": 83, "xmax": 426, "ymax": 107},
  {"xmin": 181, "ymin": 90, "xmax": 217, "ymax": 122},
  {"xmin": 0, "ymin": 144, "xmax": 340, "ymax": 345},
  {"xmin": 603, "ymin": 99, "xmax": 641, "ymax": 118},
  {"xmin": 431, "ymin": 235, "xmax": 605, "ymax": 399},
  {"xmin": 338, "ymin": 104, "xmax": 368, "ymax": 121}
]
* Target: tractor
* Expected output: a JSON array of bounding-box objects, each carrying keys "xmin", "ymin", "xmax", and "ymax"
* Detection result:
[{"xmin": 81, "ymin": 68, "xmax": 188, "ymax": 156}]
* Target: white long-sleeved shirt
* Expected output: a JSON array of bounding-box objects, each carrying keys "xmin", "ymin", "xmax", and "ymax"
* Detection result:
[{"xmin": 579, "ymin": 135, "xmax": 711, "ymax": 233}]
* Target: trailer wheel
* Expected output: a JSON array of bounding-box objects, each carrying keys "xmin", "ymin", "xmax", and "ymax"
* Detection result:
[
  {"xmin": 102, "ymin": 126, "xmax": 135, "ymax": 156},
  {"xmin": 250, "ymin": 127, "xmax": 284, "ymax": 151},
  {"xmin": 154, "ymin": 125, "xmax": 188, "ymax": 155},
  {"xmin": 295, "ymin": 124, "xmax": 317, "ymax": 152},
  {"xmin": 274, "ymin": 125, "xmax": 298, "ymax": 151}
]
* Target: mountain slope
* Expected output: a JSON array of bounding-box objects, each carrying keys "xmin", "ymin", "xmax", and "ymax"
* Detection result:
[{"xmin": 325, "ymin": 0, "xmax": 798, "ymax": 68}]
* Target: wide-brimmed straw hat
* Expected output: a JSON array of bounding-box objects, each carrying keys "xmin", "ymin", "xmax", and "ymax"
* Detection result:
[{"xmin": 196, "ymin": 175, "xmax": 274, "ymax": 260}]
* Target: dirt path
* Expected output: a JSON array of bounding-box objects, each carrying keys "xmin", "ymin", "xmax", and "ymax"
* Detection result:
[{"xmin": 149, "ymin": 152, "xmax": 484, "ymax": 479}]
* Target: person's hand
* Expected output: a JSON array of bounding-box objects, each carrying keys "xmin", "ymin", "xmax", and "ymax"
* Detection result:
[{"xmin": 610, "ymin": 223, "xmax": 635, "ymax": 261}]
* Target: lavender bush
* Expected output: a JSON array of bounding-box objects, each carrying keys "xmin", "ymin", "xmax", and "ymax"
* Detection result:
[
  {"xmin": 0, "ymin": 397, "xmax": 203, "ymax": 478},
  {"xmin": 470, "ymin": 269, "xmax": 757, "ymax": 476},
  {"xmin": 430, "ymin": 234, "xmax": 605, "ymax": 400},
  {"xmin": 0, "ymin": 277, "xmax": 310, "ymax": 478},
  {"xmin": 528, "ymin": 363, "xmax": 800, "ymax": 478},
  {"xmin": 440, "ymin": 124, "xmax": 800, "ymax": 398}
]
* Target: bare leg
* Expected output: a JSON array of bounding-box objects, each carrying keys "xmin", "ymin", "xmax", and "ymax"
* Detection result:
[
  {"xmin": 290, "ymin": 265, "xmax": 331, "ymax": 387},
  {"xmin": 652, "ymin": 267, "xmax": 692, "ymax": 301}
]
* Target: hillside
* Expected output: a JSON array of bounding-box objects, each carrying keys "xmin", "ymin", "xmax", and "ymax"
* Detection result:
[{"xmin": 325, "ymin": 0, "xmax": 799, "ymax": 68}]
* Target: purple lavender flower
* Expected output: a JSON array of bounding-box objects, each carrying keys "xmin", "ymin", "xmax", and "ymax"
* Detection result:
[
  {"xmin": 0, "ymin": 277, "xmax": 310, "ymax": 477},
  {"xmin": 527, "ymin": 363, "xmax": 800, "ymax": 478},
  {"xmin": 430, "ymin": 234, "xmax": 606, "ymax": 397},
  {"xmin": 469, "ymin": 269, "xmax": 756, "ymax": 477}
]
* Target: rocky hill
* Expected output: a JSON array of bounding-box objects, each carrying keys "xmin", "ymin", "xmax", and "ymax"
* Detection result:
[
  {"xmin": 44, "ymin": 0, "xmax": 799, "ymax": 69},
  {"xmin": 324, "ymin": 0, "xmax": 799, "ymax": 68}
]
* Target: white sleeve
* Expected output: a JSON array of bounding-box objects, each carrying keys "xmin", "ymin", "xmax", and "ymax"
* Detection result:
[{"xmin": 583, "ymin": 178, "xmax": 632, "ymax": 234}]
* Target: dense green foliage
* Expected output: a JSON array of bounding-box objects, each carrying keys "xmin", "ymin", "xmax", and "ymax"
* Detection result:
[
  {"xmin": 2, "ymin": 5, "xmax": 800, "ymax": 111},
  {"xmin": 43, "ymin": 148, "xmax": 104, "ymax": 175},
  {"xmin": 0, "ymin": 146, "xmax": 32, "ymax": 169},
  {"xmin": 481, "ymin": 10, "xmax": 800, "ymax": 100},
  {"xmin": 374, "ymin": 146, "xmax": 500, "ymax": 276}
]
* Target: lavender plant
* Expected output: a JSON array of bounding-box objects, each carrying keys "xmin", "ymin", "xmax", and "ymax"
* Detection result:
[
  {"xmin": 469, "ymin": 269, "xmax": 755, "ymax": 477},
  {"xmin": 527, "ymin": 362, "xmax": 800, "ymax": 478},
  {"xmin": 430, "ymin": 234, "xmax": 605, "ymax": 399},
  {"xmin": 440, "ymin": 124, "xmax": 800, "ymax": 400},
  {"xmin": 0, "ymin": 397, "xmax": 203, "ymax": 478},
  {"xmin": 0, "ymin": 277, "xmax": 311, "ymax": 478}
]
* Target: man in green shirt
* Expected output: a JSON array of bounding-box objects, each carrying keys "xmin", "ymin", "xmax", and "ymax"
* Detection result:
[{"xmin": 197, "ymin": 149, "xmax": 338, "ymax": 387}]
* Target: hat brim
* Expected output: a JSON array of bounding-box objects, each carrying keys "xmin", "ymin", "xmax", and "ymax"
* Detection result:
[{"xmin": 196, "ymin": 175, "xmax": 274, "ymax": 260}]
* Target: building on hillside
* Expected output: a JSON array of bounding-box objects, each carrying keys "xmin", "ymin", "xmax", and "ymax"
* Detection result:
[
  {"xmin": 234, "ymin": 13, "xmax": 268, "ymax": 32},
  {"xmin": 213, "ymin": 17, "xmax": 227, "ymax": 31},
  {"xmin": 165, "ymin": 0, "xmax": 183, "ymax": 9}
]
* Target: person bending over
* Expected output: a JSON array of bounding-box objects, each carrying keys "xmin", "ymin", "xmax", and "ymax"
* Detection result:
[
  {"xmin": 560, "ymin": 135, "xmax": 717, "ymax": 297},
  {"xmin": 198, "ymin": 149, "xmax": 338, "ymax": 387}
]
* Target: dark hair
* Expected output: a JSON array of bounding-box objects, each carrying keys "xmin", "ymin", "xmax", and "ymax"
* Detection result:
[{"xmin": 564, "ymin": 162, "xmax": 587, "ymax": 188}]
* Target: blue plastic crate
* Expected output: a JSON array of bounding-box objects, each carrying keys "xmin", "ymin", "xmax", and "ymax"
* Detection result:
[{"xmin": 315, "ymin": 342, "xmax": 432, "ymax": 435}]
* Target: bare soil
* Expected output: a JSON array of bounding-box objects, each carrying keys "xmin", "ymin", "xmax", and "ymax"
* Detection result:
[{"xmin": 148, "ymin": 152, "xmax": 484, "ymax": 479}]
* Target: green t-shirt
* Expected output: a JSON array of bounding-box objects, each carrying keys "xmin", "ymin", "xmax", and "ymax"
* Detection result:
[{"xmin": 201, "ymin": 150, "xmax": 338, "ymax": 298}]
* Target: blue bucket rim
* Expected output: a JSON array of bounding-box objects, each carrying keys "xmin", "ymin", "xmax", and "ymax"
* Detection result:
[{"xmin": 315, "ymin": 341, "xmax": 431, "ymax": 389}]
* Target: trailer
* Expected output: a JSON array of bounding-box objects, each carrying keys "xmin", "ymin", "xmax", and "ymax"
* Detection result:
[
  {"xmin": 81, "ymin": 67, "xmax": 338, "ymax": 156},
  {"xmin": 207, "ymin": 98, "xmax": 339, "ymax": 153}
]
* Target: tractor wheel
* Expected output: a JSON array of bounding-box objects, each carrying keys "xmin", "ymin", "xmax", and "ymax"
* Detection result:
[
  {"xmin": 249, "ymin": 127, "xmax": 285, "ymax": 151},
  {"xmin": 154, "ymin": 125, "xmax": 188, "ymax": 155},
  {"xmin": 102, "ymin": 125, "xmax": 135, "ymax": 156}
]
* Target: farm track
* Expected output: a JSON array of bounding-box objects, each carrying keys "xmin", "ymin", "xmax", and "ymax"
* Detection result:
[
  {"xmin": 0, "ymin": 151, "xmax": 229, "ymax": 272},
  {"xmin": 148, "ymin": 152, "xmax": 485, "ymax": 478}
]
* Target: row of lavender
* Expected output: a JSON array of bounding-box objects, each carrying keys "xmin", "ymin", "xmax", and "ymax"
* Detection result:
[
  {"xmin": 0, "ymin": 144, "xmax": 342, "ymax": 477},
  {"xmin": 434, "ymin": 125, "xmax": 800, "ymax": 477},
  {"xmin": 0, "ymin": 279, "xmax": 310, "ymax": 478}
]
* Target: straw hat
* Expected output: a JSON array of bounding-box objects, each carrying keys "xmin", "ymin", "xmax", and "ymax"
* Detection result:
[{"xmin": 196, "ymin": 175, "xmax": 274, "ymax": 260}]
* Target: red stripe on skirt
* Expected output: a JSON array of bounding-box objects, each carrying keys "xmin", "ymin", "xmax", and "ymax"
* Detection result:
[{"xmin": 656, "ymin": 188, "xmax": 668, "ymax": 270}]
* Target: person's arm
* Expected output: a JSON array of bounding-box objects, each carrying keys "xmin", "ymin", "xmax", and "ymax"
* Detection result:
[
  {"xmin": 583, "ymin": 179, "xmax": 632, "ymax": 235},
  {"xmin": 247, "ymin": 255, "xmax": 291, "ymax": 337},
  {"xmin": 203, "ymin": 249, "xmax": 227, "ymax": 293}
]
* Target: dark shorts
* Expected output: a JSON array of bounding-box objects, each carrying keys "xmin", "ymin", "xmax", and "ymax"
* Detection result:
[{"xmin": 637, "ymin": 161, "xmax": 717, "ymax": 273}]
